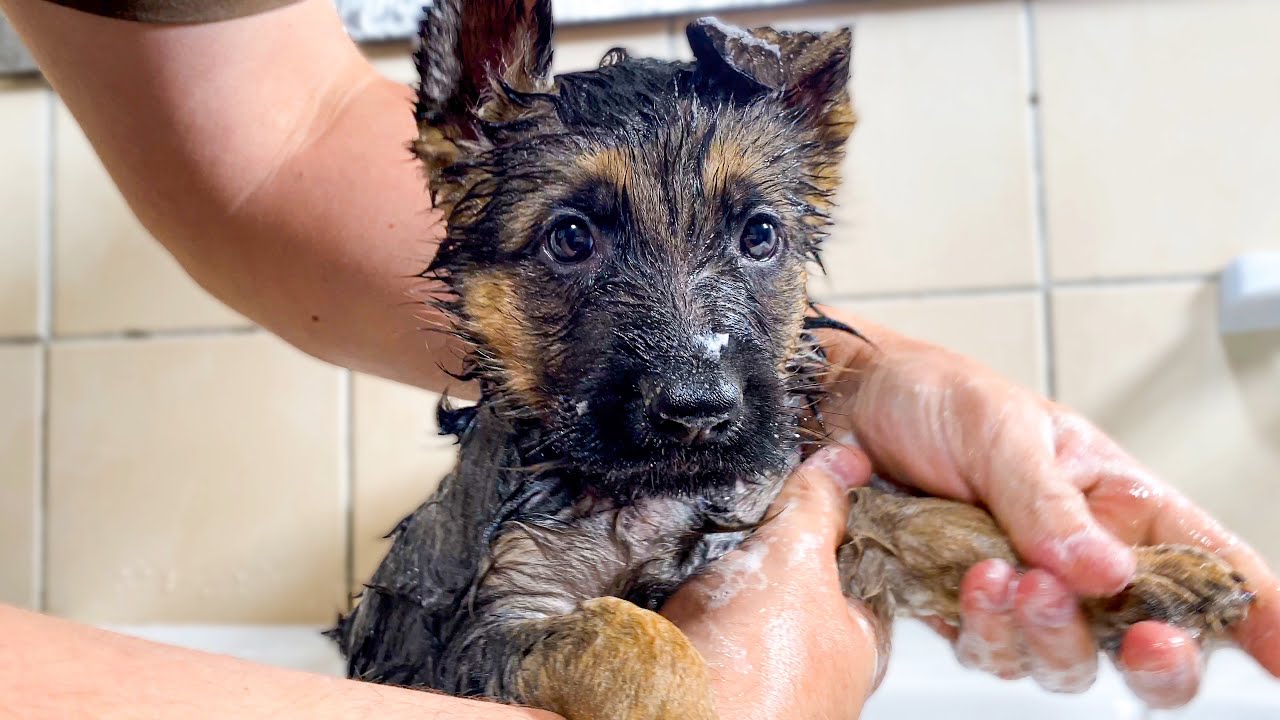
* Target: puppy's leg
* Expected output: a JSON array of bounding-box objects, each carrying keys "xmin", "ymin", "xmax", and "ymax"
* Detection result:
[
  {"xmin": 441, "ymin": 515, "xmax": 719, "ymax": 719},
  {"xmin": 838, "ymin": 486, "xmax": 1254, "ymax": 647},
  {"xmin": 512, "ymin": 597, "xmax": 718, "ymax": 720}
]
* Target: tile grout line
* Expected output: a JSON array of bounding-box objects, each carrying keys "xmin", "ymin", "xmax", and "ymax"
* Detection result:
[
  {"xmin": 35, "ymin": 87, "xmax": 56, "ymax": 612},
  {"xmin": 340, "ymin": 368, "xmax": 355, "ymax": 612},
  {"xmin": 1051, "ymin": 272, "xmax": 1213, "ymax": 289},
  {"xmin": 813, "ymin": 283, "xmax": 1043, "ymax": 304},
  {"xmin": 808, "ymin": 275, "xmax": 1213, "ymax": 308},
  {"xmin": 1022, "ymin": 0, "xmax": 1057, "ymax": 400},
  {"xmin": 48, "ymin": 325, "xmax": 262, "ymax": 344}
]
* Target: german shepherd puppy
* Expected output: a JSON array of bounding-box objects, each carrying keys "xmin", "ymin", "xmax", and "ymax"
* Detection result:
[{"xmin": 329, "ymin": 1, "xmax": 1254, "ymax": 717}]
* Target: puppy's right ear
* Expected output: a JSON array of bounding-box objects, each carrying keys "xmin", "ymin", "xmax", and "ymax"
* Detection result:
[{"xmin": 413, "ymin": 0, "xmax": 554, "ymax": 179}]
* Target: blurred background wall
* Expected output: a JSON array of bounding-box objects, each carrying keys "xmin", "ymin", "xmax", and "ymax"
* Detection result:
[{"xmin": 0, "ymin": 0, "xmax": 1276, "ymax": 624}]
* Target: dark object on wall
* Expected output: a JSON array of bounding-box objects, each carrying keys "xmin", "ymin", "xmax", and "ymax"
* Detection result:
[
  {"xmin": 0, "ymin": 12, "xmax": 37, "ymax": 76},
  {"xmin": 0, "ymin": 0, "xmax": 836, "ymax": 75}
]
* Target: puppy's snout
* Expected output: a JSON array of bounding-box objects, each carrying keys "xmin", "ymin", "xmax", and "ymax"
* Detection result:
[{"xmin": 643, "ymin": 375, "xmax": 743, "ymax": 445}]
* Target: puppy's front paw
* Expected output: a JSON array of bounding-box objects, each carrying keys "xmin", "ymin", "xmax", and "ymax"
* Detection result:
[
  {"xmin": 516, "ymin": 597, "xmax": 718, "ymax": 720},
  {"xmin": 1084, "ymin": 545, "xmax": 1254, "ymax": 651}
]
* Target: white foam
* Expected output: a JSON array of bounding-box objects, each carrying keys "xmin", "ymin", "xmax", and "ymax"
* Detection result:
[
  {"xmin": 702, "ymin": 540, "xmax": 769, "ymax": 609},
  {"xmin": 1031, "ymin": 661, "xmax": 1097, "ymax": 694},
  {"xmin": 783, "ymin": 531, "xmax": 824, "ymax": 571},
  {"xmin": 954, "ymin": 632, "xmax": 1030, "ymax": 679},
  {"xmin": 702, "ymin": 17, "xmax": 782, "ymax": 58},
  {"xmin": 698, "ymin": 332, "xmax": 730, "ymax": 361},
  {"xmin": 698, "ymin": 620, "xmax": 754, "ymax": 677}
]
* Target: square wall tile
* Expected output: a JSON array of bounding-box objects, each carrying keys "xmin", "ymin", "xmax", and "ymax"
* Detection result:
[
  {"xmin": 1037, "ymin": 0, "xmax": 1280, "ymax": 280},
  {"xmin": 352, "ymin": 373, "xmax": 456, "ymax": 592},
  {"xmin": 0, "ymin": 345, "xmax": 39, "ymax": 608},
  {"xmin": 0, "ymin": 84, "xmax": 46, "ymax": 338},
  {"xmin": 831, "ymin": 291, "xmax": 1046, "ymax": 394},
  {"xmin": 53, "ymin": 103, "xmax": 248, "ymax": 335},
  {"xmin": 1054, "ymin": 283, "xmax": 1280, "ymax": 565},
  {"xmin": 713, "ymin": 1, "xmax": 1037, "ymax": 296},
  {"xmin": 47, "ymin": 333, "xmax": 345, "ymax": 623}
]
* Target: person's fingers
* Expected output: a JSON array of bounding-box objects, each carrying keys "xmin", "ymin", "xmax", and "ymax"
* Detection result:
[
  {"xmin": 1118, "ymin": 622, "xmax": 1202, "ymax": 710},
  {"xmin": 970, "ymin": 407, "xmax": 1137, "ymax": 598},
  {"xmin": 770, "ymin": 444, "xmax": 873, "ymax": 548},
  {"xmin": 920, "ymin": 615, "xmax": 958, "ymax": 643},
  {"xmin": 1053, "ymin": 418, "xmax": 1180, "ymax": 548},
  {"xmin": 955, "ymin": 560, "xmax": 1029, "ymax": 680},
  {"xmin": 845, "ymin": 594, "xmax": 893, "ymax": 694},
  {"xmin": 1057, "ymin": 420, "xmax": 1279, "ymax": 677},
  {"xmin": 796, "ymin": 442, "xmax": 875, "ymax": 495},
  {"xmin": 1148, "ymin": 496, "xmax": 1280, "ymax": 676},
  {"xmin": 664, "ymin": 443, "xmax": 882, "ymax": 719},
  {"xmin": 981, "ymin": 469, "xmax": 1136, "ymax": 598},
  {"xmin": 1013, "ymin": 570, "xmax": 1098, "ymax": 693}
]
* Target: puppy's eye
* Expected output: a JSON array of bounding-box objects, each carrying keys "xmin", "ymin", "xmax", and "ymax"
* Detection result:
[
  {"xmin": 545, "ymin": 217, "xmax": 595, "ymax": 264},
  {"xmin": 740, "ymin": 215, "xmax": 780, "ymax": 261}
]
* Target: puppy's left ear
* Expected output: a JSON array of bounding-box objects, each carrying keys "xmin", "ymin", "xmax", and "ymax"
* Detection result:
[{"xmin": 687, "ymin": 19, "xmax": 854, "ymax": 148}]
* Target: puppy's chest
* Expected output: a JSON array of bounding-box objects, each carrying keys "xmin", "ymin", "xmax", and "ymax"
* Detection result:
[{"xmin": 481, "ymin": 481, "xmax": 778, "ymax": 613}]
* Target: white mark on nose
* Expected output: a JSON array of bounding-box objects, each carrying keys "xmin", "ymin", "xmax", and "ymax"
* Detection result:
[{"xmin": 698, "ymin": 332, "xmax": 730, "ymax": 361}]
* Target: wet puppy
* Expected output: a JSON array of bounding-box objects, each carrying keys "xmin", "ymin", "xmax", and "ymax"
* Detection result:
[{"xmin": 329, "ymin": 2, "xmax": 1254, "ymax": 717}]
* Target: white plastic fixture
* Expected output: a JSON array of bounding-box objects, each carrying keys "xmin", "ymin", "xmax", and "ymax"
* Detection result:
[{"xmin": 1220, "ymin": 251, "xmax": 1280, "ymax": 335}]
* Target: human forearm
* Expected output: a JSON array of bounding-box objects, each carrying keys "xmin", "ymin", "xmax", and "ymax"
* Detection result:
[
  {"xmin": 0, "ymin": 605, "xmax": 558, "ymax": 720},
  {"xmin": 2, "ymin": 0, "xmax": 469, "ymax": 394}
]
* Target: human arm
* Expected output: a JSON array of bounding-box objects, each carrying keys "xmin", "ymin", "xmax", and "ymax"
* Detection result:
[
  {"xmin": 0, "ymin": 604, "xmax": 560, "ymax": 720},
  {"xmin": 0, "ymin": 0, "xmax": 466, "ymax": 393}
]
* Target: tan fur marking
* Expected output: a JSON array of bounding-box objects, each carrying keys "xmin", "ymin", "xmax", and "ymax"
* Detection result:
[
  {"xmin": 462, "ymin": 271, "xmax": 544, "ymax": 404},
  {"xmin": 781, "ymin": 267, "xmax": 811, "ymax": 369},
  {"xmin": 516, "ymin": 597, "xmax": 718, "ymax": 720},
  {"xmin": 575, "ymin": 146, "xmax": 633, "ymax": 188},
  {"xmin": 413, "ymin": 127, "xmax": 463, "ymax": 184},
  {"xmin": 807, "ymin": 100, "xmax": 856, "ymax": 205},
  {"xmin": 702, "ymin": 136, "xmax": 763, "ymax": 200},
  {"xmin": 576, "ymin": 144, "xmax": 671, "ymax": 254}
]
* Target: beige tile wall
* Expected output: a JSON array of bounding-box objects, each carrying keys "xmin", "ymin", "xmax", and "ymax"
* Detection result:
[
  {"xmin": 46, "ymin": 334, "xmax": 345, "ymax": 622},
  {"xmin": 1036, "ymin": 0, "xmax": 1280, "ymax": 280},
  {"xmin": 0, "ymin": 345, "xmax": 39, "ymax": 608},
  {"xmin": 53, "ymin": 103, "xmax": 250, "ymax": 335},
  {"xmin": 0, "ymin": 0, "xmax": 1275, "ymax": 623},
  {"xmin": 0, "ymin": 80, "xmax": 44, "ymax": 339}
]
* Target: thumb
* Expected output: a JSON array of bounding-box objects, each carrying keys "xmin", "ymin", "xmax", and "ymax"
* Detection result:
[{"xmin": 769, "ymin": 444, "xmax": 873, "ymax": 547}]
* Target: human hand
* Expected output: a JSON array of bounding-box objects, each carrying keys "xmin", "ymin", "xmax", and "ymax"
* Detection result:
[
  {"xmin": 817, "ymin": 307, "xmax": 1280, "ymax": 708},
  {"xmin": 662, "ymin": 445, "xmax": 883, "ymax": 720}
]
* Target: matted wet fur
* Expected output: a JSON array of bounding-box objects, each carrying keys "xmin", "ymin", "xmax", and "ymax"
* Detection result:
[{"xmin": 328, "ymin": 2, "xmax": 1255, "ymax": 717}]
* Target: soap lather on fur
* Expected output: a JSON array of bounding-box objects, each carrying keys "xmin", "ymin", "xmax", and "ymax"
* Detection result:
[{"xmin": 328, "ymin": 1, "xmax": 1255, "ymax": 717}]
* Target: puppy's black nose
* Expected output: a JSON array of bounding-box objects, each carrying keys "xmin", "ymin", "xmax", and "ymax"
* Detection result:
[{"xmin": 644, "ymin": 377, "xmax": 742, "ymax": 445}]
